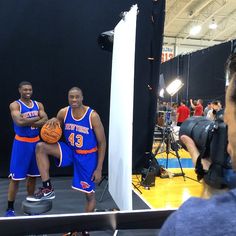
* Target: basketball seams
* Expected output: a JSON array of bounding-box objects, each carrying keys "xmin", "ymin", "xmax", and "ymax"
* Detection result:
[{"xmin": 40, "ymin": 124, "xmax": 62, "ymax": 144}]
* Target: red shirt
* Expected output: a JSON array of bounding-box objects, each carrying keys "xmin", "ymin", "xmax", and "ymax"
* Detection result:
[
  {"xmin": 194, "ymin": 104, "xmax": 203, "ymax": 116},
  {"xmin": 177, "ymin": 105, "xmax": 190, "ymax": 122}
]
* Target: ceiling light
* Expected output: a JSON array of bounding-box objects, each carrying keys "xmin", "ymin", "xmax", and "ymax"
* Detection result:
[
  {"xmin": 209, "ymin": 19, "xmax": 217, "ymax": 30},
  {"xmin": 189, "ymin": 25, "xmax": 202, "ymax": 36}
]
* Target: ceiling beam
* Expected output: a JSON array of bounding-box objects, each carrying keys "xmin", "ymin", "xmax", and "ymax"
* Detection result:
[
  {"xmin": 175, "ymin": 0, "xmax": 216, "ymax": 39},
  {"xmin": 164, "ymin": 36, "xmax": 222, "ymax": 48},
  {"xmin": 182, "ymin": 0, "xmax": 227, "ymax": 40},
  {"xmin": 210, "ymin": 23, "xmax": 236, "ymax": 42},
  {"xmin": 188, "ymin": 0, "xmax": 215, "ymax": 18},
  {"xmin": 226, "ymin": 29, "xmax": 236, "ymax": 41},
  {"xmin": 209, "ymin": 8, "xmax": 236, "ymax": 41},
  {"xmin": 165, "ymin": 0, "xmax": 195, "ymax": 30},
  {"xmin": 166, "ymin": 0, "xmax": 178, "ymax": 12}
]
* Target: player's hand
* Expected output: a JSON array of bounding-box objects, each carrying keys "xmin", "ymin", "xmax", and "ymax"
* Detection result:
[
  {"xmin": 46, "ymin": 117, "xmax": 60, "ymax": 128},
  {"xmin": 91, "ymin": 169, "xmax": 102, "ymax": 183}
]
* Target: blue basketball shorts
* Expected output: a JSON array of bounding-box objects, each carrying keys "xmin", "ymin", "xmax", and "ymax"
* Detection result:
[
  {"xmin": 57, "ymin": 142, "xmax": 98, "ymax": 193},
  {"xmin": 9, "ymin": 139, "xmax": 40, "ymax": 180}
]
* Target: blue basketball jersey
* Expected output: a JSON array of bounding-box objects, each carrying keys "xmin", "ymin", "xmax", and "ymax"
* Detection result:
[
  {"xmin": 14, "ymin": 100, "xmax": 40, "ymax": 137},
  {"xmin": 64, "ymin": 106, "xmax": 97, "ymax": 152}
]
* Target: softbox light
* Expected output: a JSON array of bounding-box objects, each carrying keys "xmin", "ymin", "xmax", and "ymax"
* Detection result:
[{"xmin": 166, "ymin": 78, "xmax": 184, "ymax": 96}]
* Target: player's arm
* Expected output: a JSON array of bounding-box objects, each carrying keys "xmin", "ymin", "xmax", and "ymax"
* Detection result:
[
  {"xmin": 31, "ymin": 102, "xmax": 48, "ymax": 127},
  {"xmin": 91, "ymin": 111, "xmax": 106, "ymax": 183},
  {"xmin": 10, "ymin": 102, "xmax": 40, "ymax": 126},
  {"xmin": 45, "ymin": 107, "xmax": 66, "ymax": 128}
]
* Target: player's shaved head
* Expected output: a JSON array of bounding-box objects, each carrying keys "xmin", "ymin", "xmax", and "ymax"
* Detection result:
[
  {"xmin": 18, "ymin": 81, "xmax": 32, "ymax": 88},
  {"xmin": 68, "ymin": 87, "xmax": 82, "ymax": 95}
]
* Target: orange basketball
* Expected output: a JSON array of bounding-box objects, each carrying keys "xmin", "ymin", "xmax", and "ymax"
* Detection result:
[{"xmin": 40, "ymin": 124, "xmax": 62, "ymax": 144}]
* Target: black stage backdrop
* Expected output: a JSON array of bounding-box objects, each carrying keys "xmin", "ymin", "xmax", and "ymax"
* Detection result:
[
  {"xmin": 160, "ymin": 41, "xmax": 232, "ymax": 106},
  {"xmin": 0, "ymin": 0, "xmax": 165, "ymax": 177}
]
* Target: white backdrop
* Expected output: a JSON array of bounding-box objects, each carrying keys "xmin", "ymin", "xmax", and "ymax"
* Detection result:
[{"xmin": 108, "ymin": 5, "xmax": 138, "ymax": 211}]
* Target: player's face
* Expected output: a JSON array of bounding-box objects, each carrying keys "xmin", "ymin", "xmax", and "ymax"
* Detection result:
[
  {"xmin": 224, "ymin": 79, "xmax": 236, "ymax": 169},
  {"xmin": 68, "ymin": 89, "xmax": 83, "ymax": 108},
  {"xmin": 19, "ymin": 85, "xmax": 33, "ymax": 100}
]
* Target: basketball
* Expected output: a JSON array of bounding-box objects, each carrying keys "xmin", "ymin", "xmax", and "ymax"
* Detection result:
[{"xmin": 40, "ymin": 124, "xmax": 62, "ymax": 144}]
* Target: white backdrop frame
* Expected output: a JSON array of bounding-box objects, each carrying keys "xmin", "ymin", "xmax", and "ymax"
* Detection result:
[{"xmin": 108, "ymin": 5, "xmax": 138, "ymax": 211}]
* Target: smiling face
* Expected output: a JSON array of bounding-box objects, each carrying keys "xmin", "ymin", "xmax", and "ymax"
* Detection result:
[
  {"xmin": 19, "ymin": 84, "xmax": 33, "ymax": 100},
  {"xmin": 68, "ymin": 88, "xmax": 83, "ymax": 109},
  {"xmin": 224, "ymin": 74, "xmax": 236, "ymax": 169}
]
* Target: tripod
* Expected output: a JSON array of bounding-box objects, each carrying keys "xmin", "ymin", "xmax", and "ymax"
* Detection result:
[
  {"xmin": 132, "ymin": 177, "xmax": 143, "ymax": 194},
  {"xmin": 154, "ymin": 125, "xmax": 186, "ymax": 180}
]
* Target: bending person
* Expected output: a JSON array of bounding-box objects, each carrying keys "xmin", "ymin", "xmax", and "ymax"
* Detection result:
[
  {"xmin": 159, "ymin": 53, "xmax": 236, "ymax": 235},
  {"xmin": 27, "ymin": 87, "xmax": 106, "ymax": 213}
]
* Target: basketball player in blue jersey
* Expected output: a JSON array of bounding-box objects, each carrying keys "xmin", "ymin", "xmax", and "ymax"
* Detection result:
[
  {"xmin": 5, "ymin": 81, "xmax": 48, "ymax": 217},
  {"xmin": 27, "ymin": 87, "xmax": 106, "ymax": 215}
]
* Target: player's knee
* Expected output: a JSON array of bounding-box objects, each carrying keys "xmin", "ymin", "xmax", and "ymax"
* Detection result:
[
  {"xmin": 85, "ymin": 192, "xmax": 95, "ymax": 202},
  {"xmin": 10, "ymin": 179, "xmax": 19, "ymax": 187},
  {"xmin": 36, "ymin": 142, "xmax": 47, "ymax": 154}
]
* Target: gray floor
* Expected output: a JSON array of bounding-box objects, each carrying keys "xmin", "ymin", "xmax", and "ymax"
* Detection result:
[{"xmin": 0, "ymin": 177, "xmax": 160, "ymax": 236}]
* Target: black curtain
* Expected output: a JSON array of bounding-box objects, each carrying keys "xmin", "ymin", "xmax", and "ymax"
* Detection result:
[
  {"xmin": 133, "ymin": 0, "xmax": 166, "ymax": 170},
  {"xmin": 188, "ymin": 41, "xmax": 231, "ymax": 104},
  {"xmin": 160, "ymin": 41, "xmax": 232, "ymax": 106},
  {"xmin": 0, "ymin": 0, "xmax": 166, "ymax": 177}
]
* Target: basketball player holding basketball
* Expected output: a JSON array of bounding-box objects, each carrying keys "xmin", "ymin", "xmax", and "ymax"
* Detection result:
[
  {"xmin": 27, "ymin": 87, "xmax": 106, "ymax": 215},
  {"xmin": 5, "ymin": 81, "xmax": 48, "ymax": 217}
]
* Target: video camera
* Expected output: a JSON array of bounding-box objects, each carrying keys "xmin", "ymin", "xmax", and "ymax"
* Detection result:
[{"xmin": 179, "ymin": 113, "xmax": 231, "ymax": 189}]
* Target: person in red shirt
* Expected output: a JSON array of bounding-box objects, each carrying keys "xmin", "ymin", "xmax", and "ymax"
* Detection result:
[
  {"xmin": 190, "ymin": 98, "xmax": 203, "ymax": 116},
  {"xmin": 176, "ymin": 100, "xmax": 190, "ymax": 126}
]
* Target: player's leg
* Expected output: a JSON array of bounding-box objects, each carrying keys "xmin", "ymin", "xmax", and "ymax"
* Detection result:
[
  {"xmin": 26, "ymin": 142, "xmax": 60, "ymax": 201},
  {"xmin": 73, "ymin": 152, "xmax": 97, "ymax": 212},
  {"xmin": 26, "ymin": 176, "xmax": 36, "ymax": 196},
  {"xmin": 35, "ymin": 142, "xmax": 61, "ymax": 181},
  {"xmin": 27, "ymin": 142, "xmax": 73, "ymax": 201},
  {"xmin": 5, "ymin": 179, "xmax": 20, "ymax": 216},
  {"xmin": 5, "ymin": 140, "xmax": 30, "ymax": 216},
  {"xmin": 85, "ymin": 192, "xmax": 96, "ymax": 212},
  {"xmin": 27, "ymin": 141, "xmax": 40, "ymax": 196}
]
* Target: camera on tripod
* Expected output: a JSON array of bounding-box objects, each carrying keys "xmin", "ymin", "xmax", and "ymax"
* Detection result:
[{"xmin": 157, "ymin": 110, "xmax": 172, "ymax": 128}]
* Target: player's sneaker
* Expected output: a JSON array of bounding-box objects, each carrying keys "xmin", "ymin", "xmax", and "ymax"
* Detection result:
[
  {"xmin": 26, "ymin": 187, "xmax": 55, "ymax": 202},
  {"xmin": 4, "ymin": 209, "xmax": 15, "ymax": 217}
]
